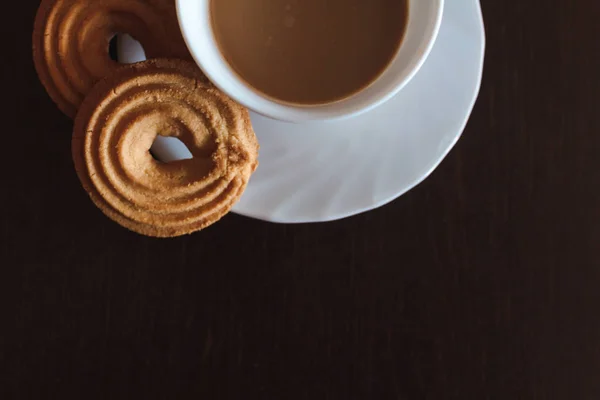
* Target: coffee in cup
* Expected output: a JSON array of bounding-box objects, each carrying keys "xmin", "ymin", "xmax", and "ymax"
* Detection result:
[
  {"xmin": 176, "ymin": 0, "xmax": 443, "ymax": 122},
  {"xmin": 210, "ymin": 0, "xmax": 409, "ymax": 105}
]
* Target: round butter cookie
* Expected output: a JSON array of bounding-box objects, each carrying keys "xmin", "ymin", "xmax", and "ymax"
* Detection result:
[
  {"xmin": 33, "ymin": 0, "xmax": 190, "ymax": 117},
  {"xmin": 72, "ymin": 59, "xmax": 259, "ymax": 237}
]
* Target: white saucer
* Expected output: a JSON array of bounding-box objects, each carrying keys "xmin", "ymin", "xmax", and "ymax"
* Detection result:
[{"xmin": 118, "ymin": 0, "xmax": 485, "ymax": 223}]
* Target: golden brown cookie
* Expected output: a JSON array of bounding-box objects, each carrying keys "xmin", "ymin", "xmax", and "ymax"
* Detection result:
[
  {"xmin": 33, "ymin": 0, "xmax": 190, "ymax": 118},
  {"xmin": 72, "ymin": 59, "xmax": 259, "ymax": 237}
]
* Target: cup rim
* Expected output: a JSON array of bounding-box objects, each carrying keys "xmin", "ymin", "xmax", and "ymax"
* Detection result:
[{"xmin": 176, "ymin": 0, "xmax": 444, "ymax": 123}]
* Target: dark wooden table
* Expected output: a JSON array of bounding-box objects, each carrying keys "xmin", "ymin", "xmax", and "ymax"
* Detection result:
[{"xmin": 2, "ymin": 1, "xmax": 599, "ymax": 398}]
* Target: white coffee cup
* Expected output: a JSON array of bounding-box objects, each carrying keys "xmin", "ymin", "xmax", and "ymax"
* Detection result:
[{"xmin": 176, "ymin": 0, "xmax": 444, "ymax": 123}]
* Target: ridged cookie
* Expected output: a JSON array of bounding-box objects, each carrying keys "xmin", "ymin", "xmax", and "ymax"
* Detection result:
[
  {"xmin": 33, "ymin": 0, "xmax": 190, "ymax": 117},
  {"xmin": 72, "ymin": 59, "xmax": 259, "ymax": 237}
]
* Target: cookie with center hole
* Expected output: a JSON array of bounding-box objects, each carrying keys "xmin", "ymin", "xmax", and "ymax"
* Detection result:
[
  {"xmin": 72, "ymin": 59, "xmax": 259, "ymax": 237},
  {"xmin": 33, "ymin": 0, "xmax": 191, "ymax": 118}
]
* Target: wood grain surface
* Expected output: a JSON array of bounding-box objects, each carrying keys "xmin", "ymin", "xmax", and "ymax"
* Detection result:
[{"xmin": 1, "ymin": 1, "xmax": 599, "ymax": 398}]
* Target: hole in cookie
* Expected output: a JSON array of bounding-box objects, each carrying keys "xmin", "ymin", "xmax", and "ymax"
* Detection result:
[
  {"xmin": 113, "ymin": 34, "xmax": 147, "ymax": 64},
  {"xmin": 150, "ymin": 136, "xmax": 194, "ymax": 163}
]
